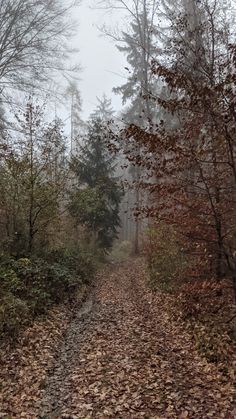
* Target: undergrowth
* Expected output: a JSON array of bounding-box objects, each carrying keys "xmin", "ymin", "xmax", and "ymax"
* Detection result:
[
  {"xmin": 0, "ymin": 247, "xmax": 96, "ymax": 341},
  {"xmin": 145, "ymin": 224, "xmax": 236, "ymax": 382}
]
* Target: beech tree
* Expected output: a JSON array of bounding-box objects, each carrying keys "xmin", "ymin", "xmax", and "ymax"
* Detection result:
[{"xmin": 122, "ymin": 0, "xmax": 236, "ymax": 296}]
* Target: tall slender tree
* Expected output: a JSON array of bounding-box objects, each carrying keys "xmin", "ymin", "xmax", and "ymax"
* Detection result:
[
  {"xmin": 108, "ymin": 0, "xmax": 161, "ymax": 253},
  {"xmin": 66, "ymin": 81, "xmax": 84, "ymax": 156},
  {"xmin": 0, "ymin": 100, "xmax": 68, "ymax": 255}
]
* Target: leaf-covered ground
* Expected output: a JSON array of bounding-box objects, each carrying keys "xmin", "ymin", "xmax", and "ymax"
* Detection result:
[{"xmin": 1, "ymin": 260, "xmax": 236, "ymax": 418}]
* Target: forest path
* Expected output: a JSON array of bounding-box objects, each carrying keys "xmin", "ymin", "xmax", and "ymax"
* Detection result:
[{"xmin": 39, "ymin": 259, "xmax": 236, "ymax": 418}]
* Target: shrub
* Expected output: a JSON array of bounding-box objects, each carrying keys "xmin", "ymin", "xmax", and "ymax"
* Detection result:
[
  {"xmin": 145, "ymin": 224, "xmax": 188, "ymax": 292},
  {"xmin": 178, "ymin": 278, "xmax": 236, "ymax": 376},
  {"xmin": 27, "ymin": 286, "xmax": 52, "ymax": 315},
  {"xmin": 0, "ymin": 267, "xmax": 24, "ymax": 295},
  {"xmin": 46, "ymin": 246, "xmax": 96, "ymax": 284},
  {"xmin": 0, "ymin": 247, "xmax": 96, "ymax": 340},
  {"xmin": 193, "ymin": 322, "xmax": 233, "ymax": 364},
  {"xmin": 0, "ymin": 293, "xmax": 30, "ymax": 338}
]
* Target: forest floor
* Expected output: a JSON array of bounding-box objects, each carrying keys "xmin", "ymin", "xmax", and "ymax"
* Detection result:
[{"xmin": 0, "ymin": 259, "xmax": 236, "ymax": 418}]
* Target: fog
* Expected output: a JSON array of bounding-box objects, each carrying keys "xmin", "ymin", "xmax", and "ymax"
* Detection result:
[{"xmin": 73, "ymin": 2, "xmax": 127, "ymax": 118}]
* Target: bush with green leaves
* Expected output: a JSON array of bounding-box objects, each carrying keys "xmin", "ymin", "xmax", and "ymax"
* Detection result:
[
  {"xmin": 0, "ymin": 248, "xmax": 95, "ymax": 339},
  {"xmin": 0, "ymin": 293, "xmax": 30, "ymax": 338},
  {"xmin": 46, "ymin": 246, "xmax": 96, "ymax": 284}
]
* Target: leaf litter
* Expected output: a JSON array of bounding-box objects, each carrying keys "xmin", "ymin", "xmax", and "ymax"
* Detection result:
[{"xmin": 0, "ymin": 259, "xmax": 235, "ymax": 418}]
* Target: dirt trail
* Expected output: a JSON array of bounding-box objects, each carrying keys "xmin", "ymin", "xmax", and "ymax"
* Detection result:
[{"xmin": 38, "ymin": 260, "xmax": 236, "ymax": 418}]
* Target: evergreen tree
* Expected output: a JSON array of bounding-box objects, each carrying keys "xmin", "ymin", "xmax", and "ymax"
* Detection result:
[
  {"xmin": 161, "ymin": 0, "xmax": 234, "ymax": 82},
  {"xmin": 69, "ymin": 117, "xmax": 123, "ymax": 250},
  {"xmin": 66, "ymin": 81, "xmax": 85, "ymax": 156},
  {"xmin": 91, "ymin": 94, "xmax": 114, "ymax": 122},
  {"xmin": 111, "ymin": 1, "xmax": 161, "ymax": 253},
  {"xmin": 114, "ymin": 0, "xmax": 160, "ymax": 126}
]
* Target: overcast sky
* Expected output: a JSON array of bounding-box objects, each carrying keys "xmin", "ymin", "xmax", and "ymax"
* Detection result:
[{"xmin": 72, "ymin": 2, "xmax": 127, "ymax": 119}]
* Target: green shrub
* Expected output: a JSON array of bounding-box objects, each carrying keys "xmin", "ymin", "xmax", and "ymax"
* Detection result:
[
  {"xmin": 0, "ymin": 247, "xmax": 96, "ymax": 339},
  {"xmin": 27, "ymin": 287, "xmax": 52, "ymax": 315},
  {"xmin": 0, "ymin": 267, "xmax": 23, "ymax": 295},
  {"xmin": 0, "ymin": 293, "xmax": 29, "ymax": 338},
  {"xmin": 43, "ymin": 262, "xmax": 78, "ymax": 301},
  {"xmin": 46, "ymin": 246, "xmax": 96, "ymax": 284}
]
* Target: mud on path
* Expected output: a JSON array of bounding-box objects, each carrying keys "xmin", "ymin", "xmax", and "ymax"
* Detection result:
[
  {"xmin": 1, "ymin": 259, "xmax": 236, "ymax": 418},
  {"xmin": 39, "ymin": 260, "xmax": 235, "ymax": 418}
]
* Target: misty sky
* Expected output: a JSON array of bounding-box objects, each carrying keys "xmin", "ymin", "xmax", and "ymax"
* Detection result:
[{"xmin": 73, "ymin": 2, "xmax": 127, "ymax": 119}]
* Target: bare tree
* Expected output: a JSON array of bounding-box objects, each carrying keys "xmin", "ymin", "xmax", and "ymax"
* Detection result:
[{"xmin": 0, "ymin": 0, "xmax": 80, "ymax": 98}]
